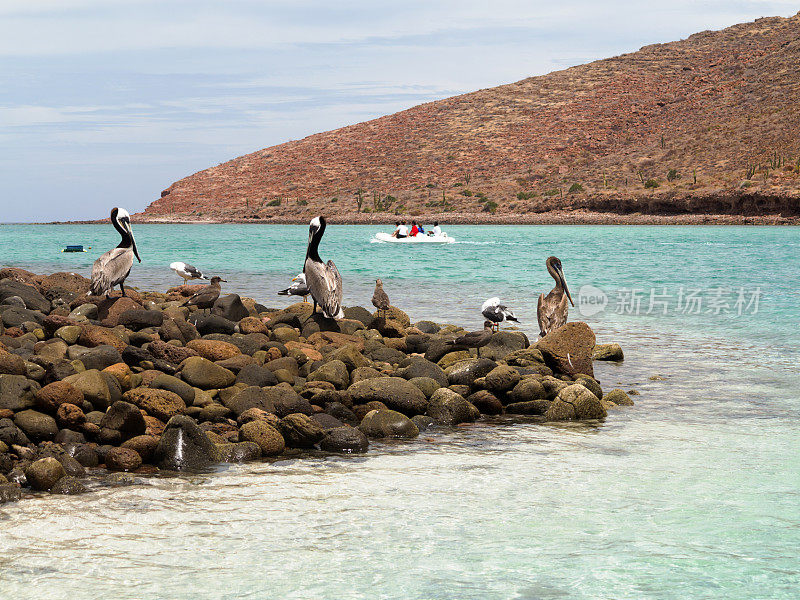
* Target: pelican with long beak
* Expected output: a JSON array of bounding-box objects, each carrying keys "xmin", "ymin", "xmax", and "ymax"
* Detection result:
[
  {"xmin": 537, "ymin": 256, "xmax": 574, "ymax": 337},
  {"xmin": 278, "ymin": 272, "xmax": 310, "ymax": 303},
  {"xmin": 303, "ymin": 216, "xmax": 343, "ymax": 320},
  {"xmin": 90, "ymin": 207, "xmax": 141, "ymax": 297}
]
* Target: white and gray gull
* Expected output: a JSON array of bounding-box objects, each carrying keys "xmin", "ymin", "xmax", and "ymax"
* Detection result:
[
  {"xmin": 170, "ymin": 262, "xmax": 209, "ymax": 283},
  {"xmin": 481, "ymin": 297, "xmax": 519, "ymax": 332},
  {"xmin": 278, "ymin": 272, "xmax": 310, "ymax": 303},
  {"xmin": 303, "ymin": 216, "xmax": 343, "ymax": 319},
  {"xmin": 90, "ymin": 207, "xmax": 141, "ymax": 297}
]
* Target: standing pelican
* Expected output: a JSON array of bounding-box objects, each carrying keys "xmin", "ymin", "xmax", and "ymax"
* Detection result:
[
  {"xmin": 278, "ymin": 273, "xmax": 310, "ymax": 303},
  {"xmin": 90, "ymin": 207, "xmax": 141, "ymax": 297},
  {"xmin": 170, "ymin": 261, "xmax": 209, "ymax": 284},
  {"xmin": 181, "ymin": 276, "xmax": 226, "ymax": 311},
  {"xmin": 537, "ymin": 256, "xmax": 574, "ymax": 337},
  {"xmin": 445, "ymin": 321, "xmax": 494, "ymax": 358},
  {"xmin": 481, "ymin": 297, "xmax": 519, "ymax": 332},
  {"xmin": 303, "ymin": 216, "xmax": 343, "ymax": 320},
  {"xmin": 372, "ymin": 279, "xmax": 390, "ymax": 318}
]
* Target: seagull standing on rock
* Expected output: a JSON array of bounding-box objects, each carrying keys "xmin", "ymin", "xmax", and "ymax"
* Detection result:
[
  {"xmin": 481, "ymin": 297, "xmax": 519, "ymax": 332},
  {"xmin": 170, "ymin": 262, "xmax": 209, "ymax": 284},
  {"xmin": 181, "ymin": 276, "xmax": 226, "ymax": 312},
  {"xmin": 445, "ymin": 321, "xmax": 494, "ymax": 358},
  {"xmin": 278, "ymin": 273, "xmax": 310, "ymax": 303},
  {"xmin": 371, "ymin": 279, "xmax": 391, "ymax": 319}
]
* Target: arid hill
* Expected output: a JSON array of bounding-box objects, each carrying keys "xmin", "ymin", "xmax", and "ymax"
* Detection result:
[{"xmin": 141, "ymin": 12, "xmax": 800, "ymax": 224}]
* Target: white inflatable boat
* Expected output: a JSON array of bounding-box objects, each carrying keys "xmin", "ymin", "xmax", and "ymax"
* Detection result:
[{"xmin": 372, "ymin": 232, "xmax": 456, "ymax": 244}]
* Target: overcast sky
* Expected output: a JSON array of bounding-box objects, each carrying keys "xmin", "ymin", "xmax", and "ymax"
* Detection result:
[{"xmin": 1, "ymin": 1, "xmax": 797, "ymax": 222}]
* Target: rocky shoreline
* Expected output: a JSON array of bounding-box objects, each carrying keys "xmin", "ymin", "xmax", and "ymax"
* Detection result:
[{"xmin": 0, "ymin": 268, "xmax": 631, "ymax": 504}]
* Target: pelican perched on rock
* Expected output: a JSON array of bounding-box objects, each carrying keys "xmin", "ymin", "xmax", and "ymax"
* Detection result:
[
  {"xmin": 90, "ymin": 207, "xmax": 141, "ymax": 297},
  {"xmin": 170, "ymin": 261, "xmax": 209, "ymax": 284},
  {"xmin": 182, "ymin": 276, "xmax": 226, "ymax": 311},
  {"xmin": 537, "ymin": 256, "xmax": 574, "ymax": 337},
  {"xmin": 304, "ymin": 216, "xmax": 343, "ymax": 320},
  {"xmin": 481, "ymin": 297, "xmax": 519, "ymax": 332},
  {"xmin": 372, "ymin": 279, "xmax": 390, "ymax": 318},
  {"xmin": 446, "ymin": 321, "xmax": 494, "ymax": 358},
  {"xmin": 278, "ymin": 273, "xmax": 310, "ymax": 303}
]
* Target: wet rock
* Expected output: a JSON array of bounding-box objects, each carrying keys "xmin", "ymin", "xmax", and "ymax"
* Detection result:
[
  {"xmin": 359, "ymin": 409, "xmax": 419, "ymax": 439},
  {"xmin": 311, "ymin": 412, "xmax": 345, "ymax": 430},
  {"xmin": 505, "ymin": 400, "xmax": 550, "ymax": 415},
  {"xmin": 63, "ymin": 369, "xmax": 111, "ymax": 410},
  {"xmin": 14, "ymin": 409, "xmax": 58, "ymax": 441},
  {"xmin": 574, "ymin": 374, "xmax": 603, "ymax": 400},
  {"xmin": 537, "ymin": 322, "xmax": 596, "ymax": 377},
  {"xmin": 593, "ymin": 343, "xmax": 624, "ymax": 361},
  {"xmin": 603, "ymin": 389, "xmax": 634, "ymax": 406},
  {"xmin": 347, "ymin": 376, "xmax": 427, "ymax": 416},
  {"xmin": 545, "ymin": 384, "xmax": 607, "ymax": 421},
  {"xmin": 411, "ymin": 414, "xmax": 435, "ymax": 432},
  {"xmin": 121, "ymin": 435, "xmax": 159, "ymax": 462},
  {"xmin": 267, "ymin": 386, "xmax": 313, "ymax": 417},
  {"xmin": 56, "ymin": 403, "xmax": 86, "ymax": 429},
  {"xmin": 239, "ymin": 420, "xmax": 285, "ymax": 456},
  {"xmin": 509, "ymin": 379, "xmax": 547, "ymax": 404},
  {"xmin": 122, "ymin": 388, "xmax": 185, "ymax": 422},
  {"xmin": 467, "ymin": 390, "xmax": 504, "ymax": 415},
  {"xmin": 180, "ymin": 356, "xmax": 236, "ymax": 389},
  {"xmin": 223, "ymin": 386, "xmax": 276, "ymax": 416},
  {"xmin": 446, "ymin": 358, "xmax": 497, "ymax": 387},
  {"xmin": 235, "ymin": 363, "xmax": 277, "ymax": 387},
  {"xmin": 397, "ymin": 358, "xmax": 448, "ymax": 387},
  {"xmin": 50, "ymin": 475, "xmax": 88, "ymax": 495},
  {"xmin": 540, "ymin": 376, "xmax": 570, "ymax": 400},
  {"xmin": 426, "ymin": 388, "xmax": 479, "ymax": 426},
  {"xmin": 320, "ymin": 426, "xmax": 369, "ymax": 453},
  {"xmin": 308, "ymin": 359, "xmax": 349, "ymax": 389},
  {"xmin": 0, "ymin": 280, "xmax": 50, "ymax": 312},
  {"xmin": 54, "ymin": 428, "xmax": 85, "ymax": 445},
  {"xmin": 117, "ymin": 309, "xmax": 163, "ymax": 331},
  {"xmin": 216, "ymin": 441, "xmax": 261, "ymax": 462},
  {"xmin": 484, "ymin": 365, "xmax": 521, "ymax": 394},
  {"xmin": 0, "ymin": 483, "xmax": 22, "ymax": 503},
  {"xmin": 408, "ymin": 376, "xmax": 441, "ymax": 399},
  {"xmin": 154, "ymin": 415, "xmax": 222, "ymax": 470},
  {"xmin": 100, "ymin": 400, "xmax": 146, "ymax": 439},
  {"xmin": 0, "ymin": 348, "xmax": 26, "ymax": 375},
  {"xmin": 325, "ymin": 402, "xmax": 358, "ymax": 426},
  {"xmin": 190, "ymin": 313, "xmax": 236, "ymax": 336},
  {"xmin": 0, "ymin": 418, "xmax": 30, "ymax": 446},
  {"xmin": 24, "ymin": 457, "xmax": 65, "ymax": 490},
  {"xmin": 64, "ymin": 442, "xmax": 99, "ymax": 467},
  {"xmin": 277, "ymin": 413, "xmax": 325, "ymax": 448},
  {"xmin": 105, "ymin": 447, "xmax": 142, "ymax": 472},
  {"xmin": 0, "ymin": 374, "xmax": 40, "ymax": 411}
]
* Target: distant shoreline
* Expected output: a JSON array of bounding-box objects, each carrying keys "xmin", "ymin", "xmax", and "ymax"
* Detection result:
[{"xmin": 13, "ymin": 210, "xmax": 800, "ymax": 226}]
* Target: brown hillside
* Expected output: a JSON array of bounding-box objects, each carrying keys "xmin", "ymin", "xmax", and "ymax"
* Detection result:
[{"xmin": 142, "ymin": 12, "xmax": 800, "ymax": 223}]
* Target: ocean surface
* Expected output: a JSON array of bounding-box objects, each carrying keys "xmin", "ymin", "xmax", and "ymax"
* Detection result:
[{"xmin": 0, "ymin": 224, "xmax": 798, "ymax": 599}]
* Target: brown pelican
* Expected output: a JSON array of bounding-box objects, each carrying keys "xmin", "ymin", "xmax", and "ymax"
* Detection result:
[
  {"xmin": 481, "ymin": 297, "xmax": 519, "ymax": 332},
  {"xmin": 182, "ymin": 276, "xmax": 226, "ymax": 311},
  {"xmin": 90, "ymin": 207, "xmax": 141, "ymax": 297},
  {"xmin": 303, "ymin": 216, "xmax": 343, "ymax": 320},
  {"xmin": 170, "ymin": 261, "xmax": 209, "ymax": 283},
  {"xmin": 371, "ymin": 279, "xmax": 390, "ymax": 318},
  {"xmin": 445, "ymin": 321, "xmax": 494, "ymax": 357},
  {"xmin": 537, "ymin": 256, "xmax": 574, "ymax": 337},
  {"xmin": 278, "ymin": 273, "xmax": 310, "ymax": 303}
]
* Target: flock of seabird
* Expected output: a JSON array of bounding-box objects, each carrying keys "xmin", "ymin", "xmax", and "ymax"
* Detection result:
[{"xmin": 90, "ymin": 209, "xmax": 574, "ymax": 340}]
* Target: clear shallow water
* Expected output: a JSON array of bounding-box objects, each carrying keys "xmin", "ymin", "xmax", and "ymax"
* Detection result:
[{"xmin": 0, "ymin": 224, "xmax": 798, "ymax": 599}]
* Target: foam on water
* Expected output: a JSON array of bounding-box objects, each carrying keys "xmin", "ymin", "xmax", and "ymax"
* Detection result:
[{"xmin": 0, "ymin": 224, "xmax": 798, "ymax": 598}]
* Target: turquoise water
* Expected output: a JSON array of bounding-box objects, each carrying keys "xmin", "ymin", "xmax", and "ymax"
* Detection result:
[{"xmin": 1, "ymin": 224, "xmax": 798, "ymax": 599}]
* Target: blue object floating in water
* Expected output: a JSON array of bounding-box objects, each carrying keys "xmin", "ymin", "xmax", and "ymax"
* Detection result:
[{"xmin": 62, "ymin": 245, "xmax": 89, "ymax": 253}]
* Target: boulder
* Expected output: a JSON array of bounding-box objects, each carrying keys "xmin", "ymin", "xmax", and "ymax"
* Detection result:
[
  {"xmin": 55, "ymin": 325, "xmax": 82, "ymax": 345},
  {"xmin": 223, "ymin": 386, "xmax": 276, "ymax": 416},
  {"xmin": 481, "ymin": 330, "xmax": 529, "ymax": 361},
  {"xmin": 105, "ymin": 447, "xmax": 142, "ymax": 472},
  {"xmin": 328, "ymin": 345, "xmax": 369, "ymax": 372},
  {"xmin": 408, "ymin": 376, "xmax": 441, "ymax": 399},
  {"xmin": 212, "ymin": 294, "xmax": 250, "ymax": 322},
  {"xmin": 411, "ymin": 414, "xmax": 435, "ymax": 432},
  {"xmin": 603, "ymin": 389, "xmax": 635, "ymax": 406},
  {"xmin": 320, "ymin": 426, "xmax": 369, "ymax": 453},
  {"xmin": 117, "ymin": 309, "xmax": 164, "ymax": 331},
  {"xmin": 14, "ymin": 409, "xmax": 58, "ymax": 441},
  {"xmin": 56, "ymin": 403, "xmax": 86, "ymax": 429},
  {"xmin": 0, "ymin": 418, "xmax": 30, "ymax": 446},
  {"xmin": 235, "ymin": 363, "xmax": 277, "ymax": 387},
  {"xmin": 70, "ymin": 345, "xmax": 122, "ymax": 371},
  {"xmin": 239, "ymin": 420, "xmax": 285, "ymax": 456},
  {"xmin": 467, "ymin": 390, "xmax": 504, "ymax": 415},
  {"xmin": 190, "ymin": 313, "xmax": 236, "ymax": 336},
  {"xmin": 0, "ymin": 348, "xmax": 26, "ymax": 375},
  {"xmin": 350, "ymin": 366, "xmax": 384, "ymax": 383},
  {"xmin": 347, "ymin": 377, "xmax": 427, "ymax": 416},
  {"xmin": 95, "ymin": 296, "xmax": 142, "ymax": 326},
  {"xmin": 180, "ymin": 356, "xmax": 236, "ymax": 389},
  {"xmin": 308, "ymin": 359, "xmax": 349, "ymax": 389},
  {"xmin": 100, "ymin": 400, "xmax": 146, "ymax": 439},
  {"xmin": 536, "ymin": 322, "xmax": 596, "ymax": 377},
  {"xmin": 504, "ymin": 348, "xmax": 545, "ymax": 367},
  {"xmin": 216, "ymin": 441, "xmax": 262, "ymax": 462},
  {"xmin": 237, "ymin": 316, "xmax": 268, "ymax": 335},
  {"xmin": 154, "ymin": 415, "xmax": 222, "ymax": 470},
  {"xmin": 122, "ymin": 388, "xmax": 186, "ymax": 422},
  {"xmin": 50, "ymin": 475, "xmax": 88, "ymax": 495},
  {"xmin": 0, "ymin": 280, "xmax": 50, "ymax": 312},
  {"xmin": 102, "ymin": 363, "xmax": 134, "ymax": 391},
  {"xmin": 426, "ymin": 388, "xmax": 479, "ymax": 426},
  {"xmin": 445, "ymin": 358, "xmax": 497, "ymax": 387},
  {"xmin": 277, "ymin": 413, "xmax": 325, "ymax": 448},
  {"xmin": 78, "ymin": 325, "xmax": 126, "ymax": 353},
  {"xmin": 593, "ymin": 343, "xmax": 624, "ymax": 361},
  {"xmin": 359, "ymin": 409, "xmax": 419, "ymax": 439},
  {"xmin": 1, "ymin": 306, "xmax": 45, "ymax": 328},
  {"xmin": 0, "ymin": 374, "xmax": 40, "ymax": 411},
  {"xmin": 574, "ymin": 374, "xmax": 603, "ymax": 400},
  {"xmin": 266, "ymin": 386, "xmax": 314, "ymax": 417},
  {"xmin": 147, "ymin": 339, "xmax": 198, "ymax": 365},
  {"xmin": 24, "ymin": 457, "xmax": 64, "ymax": 490},
  {"xmin": 63, "ymin": 369, "xmax": 111, "ymax": 410},
  {"xmin": 396, "ymin": 358, "xmax": 448, "ymax": 387},
  {"xmin": 150, "ymin": 373, "xmax": 195, "ymax": 405},
  {"xmin": 186, "ymin": 339, "xmax": 241, "ymax": 361},
  {"xmin": 545, "ymin": 384, "xmax": 607, "ymax": 421},
  {"xmin": 343, "ymin": 306, "xmax": 373, "ymax": 326},
  {"xmin": 484, "ymin": 365, "xmax": 521, "ymax": 394},
  {"xmin": 509, "ymin": 379, "xmax": 547, "ymax": 404}
]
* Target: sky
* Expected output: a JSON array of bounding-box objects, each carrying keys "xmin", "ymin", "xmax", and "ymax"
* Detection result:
[{"xmin": 1, "ymin": 1, "xmax": 797, "ymax": 222}]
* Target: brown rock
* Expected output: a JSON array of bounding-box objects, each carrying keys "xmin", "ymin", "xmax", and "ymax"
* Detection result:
[
  {"xmin": 34, "ymin": 381, "xmax": 83, "ymax": 412},
  {"xmin": 186, "ymin": 339, "xmax": 241, "ymax": 361},
  {"xmin": 121, "ymin": 435, "xmax": 160, "ymax": 462},
  {"xmin": 0, "ymin": 348, "xmax": 26, "ymax": 375},
  {"xmin": 122, "ymin": 388, "xmax": 186, "ymax": 422},
  {"xmin": 239, "ymin": 420, "xmax": 285, "ymax": 456},
  {"xmin": 56, "ymin": 403, "xmax": 86, "ymax": 428},
  {"xmin": 102, "ymin": 362, "xmax": 134, "ymax": 391},
  {"xmin": 24, "ymin": 457, "xmax": 65, "ymax": 490},
  {"xmin": 105, "ymin": 447, "xmax": 142, "ymax": 472},
  {"xmin": 147, "ymin": 339, "xmax": 198, "ymax": 364},
  {"xmin": 78, "ymin": 324, "xmax": 127, "ymax": 353},
  {"xmin": 238, "ymin": 316, "xmax": 268, "ymax": 334},
  {"xmin": 536, "ymin": 322, "xmax": 596, "ymax": 377}
]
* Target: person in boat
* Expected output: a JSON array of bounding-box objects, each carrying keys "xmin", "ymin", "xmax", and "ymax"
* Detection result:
[
  {"xmin": 432, "ymin": 222, "xmax": 442, "ymax": 237},
  {"xmin": 418, "ymin": 222, "xmax": 425, "ymax": 235},
  {"xmin": 409, "ymin": 220, "xmax": 419, "ymax": 236},
  {"xmin": 391, "ymin": 221, "xmax": 401, "ymax": 238},
  {"xmin": 397, "ymin": 221, "xmax": 409, "ymax": 238}
]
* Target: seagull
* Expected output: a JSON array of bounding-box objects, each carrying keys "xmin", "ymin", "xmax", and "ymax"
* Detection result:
[
  {"xmin": 90, "ymin": 207, "xmax": 141, "ymax": 298},
  {"xmin": 303, "ymin": 216, "xmax": 343, "ymax": 320},
  {"xmin": 278, "ymin": 273, "xmax": 310, "ymax": 303},
  {"xmin": 371, "ymin": 279, "xmax": 390, "ymax": 318},
  {"xmin": 481, "ymin": 297, "xmax": 519, "ymax": 332},
  {"xmin": 445, "ymin": 321, "xmax": 494, "ymax": 358},
  {"xmin": 170, "ymin": 261, "xmax": 209, "ymax": 284},
  {"xmin": 181, "ymin": 276, "xmax": 226, "ymax": 312},
  {"xmin": 537, "ymin": 256, "xmax": 574, "ymax": 337}
]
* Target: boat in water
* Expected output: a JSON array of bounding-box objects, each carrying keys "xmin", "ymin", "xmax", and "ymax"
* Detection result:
[
  {"xmin": 372, "ymin": 232, "xmax": 455, "ymax": 244},
  {"xmin": 61, "ymin": 245, "xmax": 90, "ymax": 253}
]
